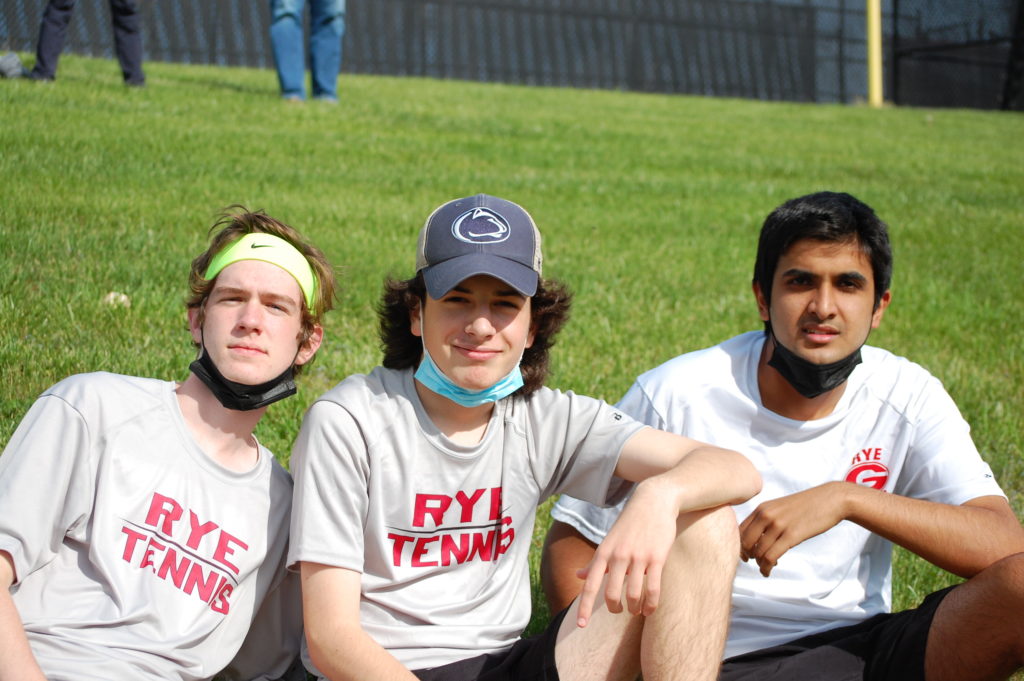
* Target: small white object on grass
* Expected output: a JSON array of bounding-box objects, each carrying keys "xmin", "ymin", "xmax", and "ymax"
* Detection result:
[{"xmin": 102, "ymin": 291, "xmax": 131, "ymax": 308}]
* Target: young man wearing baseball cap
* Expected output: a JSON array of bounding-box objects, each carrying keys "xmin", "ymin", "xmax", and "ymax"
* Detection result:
[
  {"xmin": 542, "ymin": 191, "xmax": 1024, "ymax": 681},
  {"xmin": 0, "ymin": 208, "xmax": 337, "ymax": 680},
  {"xmin": 288, "ymin": 193, "xmax": 762, "ymax": 681}
]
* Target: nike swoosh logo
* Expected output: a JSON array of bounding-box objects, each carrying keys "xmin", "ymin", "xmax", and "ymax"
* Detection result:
[{"xmin": 250, "ymin": 243, "xmax": 273, "ymax": 249}]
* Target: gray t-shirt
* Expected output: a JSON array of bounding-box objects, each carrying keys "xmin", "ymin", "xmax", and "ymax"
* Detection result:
[
  {"xmin": 0, "ymin": 372, "xmax": 301, "ymax": 681},
  {"xmin": 289, "ymin": 366, "xmax": 644, "ymax": 671}
]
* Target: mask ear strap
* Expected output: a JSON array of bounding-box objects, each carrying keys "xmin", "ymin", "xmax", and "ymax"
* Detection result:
[
  {"xmin": 191, "ymin": 297, "xmax": 211, "ymax": 353},
  {"xmin": 198, "ymin": 325, "xmax": 207, "ymax": 359},
  {"xmin": 418, "ymin": 306, "xmax": 442, "ymax": 375}
]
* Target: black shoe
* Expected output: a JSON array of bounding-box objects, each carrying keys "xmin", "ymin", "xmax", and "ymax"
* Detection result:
[{"xmin": 26, "ymin": 68, "xmax": 55, "ymax": 82}]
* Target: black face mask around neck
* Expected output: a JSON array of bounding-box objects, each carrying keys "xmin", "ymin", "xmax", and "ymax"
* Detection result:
[
  {"xmin": 188, "ymin": 347, "xmax": 297, "ymax": 411},
  {"xmin": 766, "ymin": 333, "xmax": 862, "ymax": 399}
]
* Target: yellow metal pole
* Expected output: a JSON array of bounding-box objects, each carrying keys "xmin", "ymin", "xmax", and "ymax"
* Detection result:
[{"xmin": 866, "ymin": 0, "xmax": 883, "ymax": 107}]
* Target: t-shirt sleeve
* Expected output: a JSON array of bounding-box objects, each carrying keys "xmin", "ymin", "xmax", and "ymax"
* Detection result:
[
  {"xmin": 615, "ymin": 380, "xmax": 668, "ymax": 430},
  {"xmin": 530, "ymin": 390, "xmax": 645, "ymax": 508},
  {"xmin": 549, "ymin": 381, "xmax": 663, "ymax": 543},
  {"xmin": 0, "ymin": 393, "xmax": 95, "ymax": 583},
  {"xmin": 287, "ymin": 399, "xmax": 371, "ymax": 573},
  {"xmin": 896, "ymin": 375, "xmax": 1005, "ymax": 505}
]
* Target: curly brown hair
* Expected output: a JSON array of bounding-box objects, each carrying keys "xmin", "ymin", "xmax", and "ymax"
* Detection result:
[
  {"xmin": 378, "ymin": 273, "xmax": 572, "ymax": 396},
  {"xmin": 186, "ymin": 206, "xmax": 338, "ymax": 374}
]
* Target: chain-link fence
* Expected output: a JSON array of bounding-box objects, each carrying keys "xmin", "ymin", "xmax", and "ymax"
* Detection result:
[
  {"xmin": 892, "ymin": 0, "xmax": 1021, "ymax": 109},
  {"xmin": 1, "ymin": 0, "xmax": 1020, "ymax": 109}
]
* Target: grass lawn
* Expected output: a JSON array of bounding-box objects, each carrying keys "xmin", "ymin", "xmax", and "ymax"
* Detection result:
[{"xmin": 1, "ymin": 54, "xmax": 1022, "ymax": 668}]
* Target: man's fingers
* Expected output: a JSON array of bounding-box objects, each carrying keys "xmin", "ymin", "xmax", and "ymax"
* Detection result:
[
  {"xmin": 602, "ymin": 556, "xmax": 628, "ymax": 615},
  {"xmin": 575, "ymin": 557, "xmax": 607, "ymax": 627},
  {"xmin": 760, "ymin": 534, "xmax": 795, "ymax": 573},
  {"xmin": 625, "ymin": 563, "xmax": 646, "ymax": 614},
  {"xmin": 641, "ymin": 562, "xmax": 663, "ymax": 617},
  {"xmin": 753, "ymin": 529, "xmax": 797, "ymax": 576},
  {"xmin": 739, "ymin": 517, "xmax": 765, "ymax": 558},
  {"xmin": 748, "ymin": 520, "xmax": 785, "ymax": 561}
]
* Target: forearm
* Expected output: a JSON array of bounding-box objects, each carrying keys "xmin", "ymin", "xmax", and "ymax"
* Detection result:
[
  {"xmin": 307, "ymin": 623, "xmax": 416, "ymax": 681},
  {"xmin": 301, "ymin": 562, "xmax": 417, "ymax": 681},
  {"xmin": 614, "ymin": 429, "xmax": 761, "ymax": 510},
  {"xmin": 0, "ymin": 587, "xmax": 46, "ymax": 681},
  {"xmin": 636, "ymin": 446, "xmax": 761, "ymax": 514},
  {"xmin": 842, "ymin": 485, "xmax": 1024, "ymax": 577}
]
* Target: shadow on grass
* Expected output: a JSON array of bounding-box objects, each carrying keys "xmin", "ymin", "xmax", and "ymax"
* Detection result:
[{"xmin": 157, "ymin": 71, "xmax": 271, "ymax": 96}]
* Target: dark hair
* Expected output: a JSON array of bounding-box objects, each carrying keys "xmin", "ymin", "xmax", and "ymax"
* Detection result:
[
  {"xmin": 378, "ymin": 273, "xmax": 573, "ymax": 396},
  {"xmin": 186, "ymin": 206, "xmax": 338, "ymax": 374},
  {"xmin": 753, "ymin": 191, "xmax": 893, "ymax": 317}
]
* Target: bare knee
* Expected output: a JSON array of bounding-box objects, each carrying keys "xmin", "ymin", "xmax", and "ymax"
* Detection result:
[
  {"xmin": 925, "ymin": 552, "xmax": 1024, "ymax": 680},
  {"xmin": 991, "ymin": 551, "xmax": 1024, "ymax": 579},
  {"xmin": 672, "ymin": 505, "xmax": 739, "ymax": 564},
  {"xmin": 979, "ymin": 551, "xmax": 1024, "ymax": 611}
]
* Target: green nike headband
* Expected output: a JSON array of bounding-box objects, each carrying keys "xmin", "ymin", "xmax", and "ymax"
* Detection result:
[{"xmin": 204, "ymin": 232, "xmax": 317, "ymax": 309}]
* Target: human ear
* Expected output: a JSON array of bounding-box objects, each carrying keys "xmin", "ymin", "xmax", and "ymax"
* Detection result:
[
  {"xmin": 409, "ymin": 301, "xmax": 423, "ymax": 338},
  {"xmin": 295, "ymin": 325, "xmax": 324, "ymax": 366},
  {"xmin": 188, "ymin": 307, "xmax": 203, "ymax": 345},
  {"xmin": 752, "ymin": 282, "xmax": 770, "ymax": 322},
  {"xmin": 526, "ymin": 308, "xmax": 537, "ymax": 349},
  {"xmin": 871, "ymin": 290, "xmax": 892, "ymax": 329}
]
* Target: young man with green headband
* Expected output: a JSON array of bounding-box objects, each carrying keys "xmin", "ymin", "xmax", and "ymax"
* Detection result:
[{"xmin": 0, "ymin": 208, "xmax": 337, "ymax": 681}]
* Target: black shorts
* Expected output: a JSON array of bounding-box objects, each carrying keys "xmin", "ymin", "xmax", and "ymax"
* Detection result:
[
  {"xmin": 719, "ymin": 586, "xmax": 956, "ymax": 681},
  {"xmin": 412, "ymin": 608, "xmax": 568, "ymax": 681}
]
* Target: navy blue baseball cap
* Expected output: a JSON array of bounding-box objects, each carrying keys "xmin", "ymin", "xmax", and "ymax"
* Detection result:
[{"xmin": 416, "ymin": 194, "xmax": 543, "ymax": 299}]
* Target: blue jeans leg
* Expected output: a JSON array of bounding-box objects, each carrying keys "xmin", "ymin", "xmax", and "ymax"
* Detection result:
[
  {"xmin": 269, "ymin": 0, "xmax": 306, "ymax": 99},
  {"xmin": 309, "ymin": 0, "xmax": 344, "ymax": 99}
]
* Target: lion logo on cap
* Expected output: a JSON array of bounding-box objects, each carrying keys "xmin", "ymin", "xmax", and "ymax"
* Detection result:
[{"xmin": 452, "ymin": 208, "xmax": 510, "ymax": 244}]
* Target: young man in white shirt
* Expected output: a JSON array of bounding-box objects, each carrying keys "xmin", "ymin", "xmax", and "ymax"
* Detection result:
[
  {"xmin": 543, "ymin": 191, "xmax": 1024, "ymax": 681},
  {"xmin": 0, "ymin": 208, "xmax": 337, "ymax": 681},
  {"xmin": 288, "ymin": 193, "xmax": 762, "ymax": 681}
]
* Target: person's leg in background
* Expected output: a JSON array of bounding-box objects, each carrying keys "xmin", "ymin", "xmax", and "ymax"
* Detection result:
[
  {"xmin": 109, "ymin": 0, "xmax": 145, "ymax": 86},
  {"xmin": 30, "ymin": 0, "xmax": 76, "ymax": 81},
  {"xmin": 270, "ymin": 0, "xmax": 308, "ymax": 100},
  {"xmin": 308, "ymin": 0, "xmax": 344, "ymax": 101}
]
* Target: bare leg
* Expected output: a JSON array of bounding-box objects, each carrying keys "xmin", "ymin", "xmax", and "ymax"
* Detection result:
[
  {"xmin": 542, "ymin": 520, "xmax": 599, "ymax": 614},
  {"xmin": 925, "ymin": 552, "xmax": 1024, "ymax": 681},
  {"xmin": 555, "ymin": 506, "xmax": 739, "ymax": 681}
]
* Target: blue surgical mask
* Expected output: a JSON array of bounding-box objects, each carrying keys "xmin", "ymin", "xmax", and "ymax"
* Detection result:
[{"xmin": 414, "ymin": 343, "xmax": 525, "ymax": 408}]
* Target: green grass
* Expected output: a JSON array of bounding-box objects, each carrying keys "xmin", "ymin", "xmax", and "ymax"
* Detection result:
[{"xmin": 1, "ymin": 55, "xmax": 1023, "ymax": 662}]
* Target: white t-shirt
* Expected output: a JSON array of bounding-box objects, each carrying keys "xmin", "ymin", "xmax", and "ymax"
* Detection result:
[
  {"xmin": 288, "ymin": 366, "xmax": 644, "ymax": 673},
  {"xmin": 552, "ymin": 332, "xmax": 1004, "ymax": 659},
  {"xmin": 0, "ymin": 373, "xmax": 302, "ymax": 681}
]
